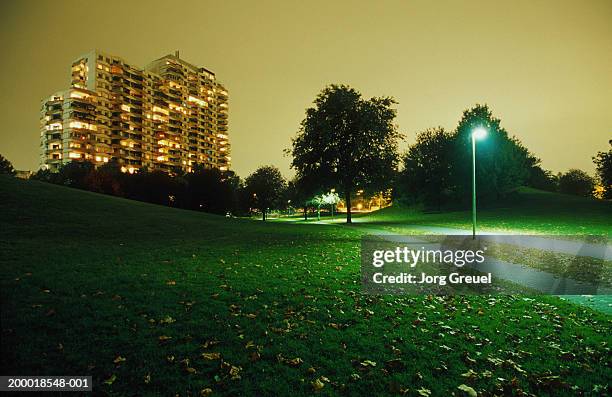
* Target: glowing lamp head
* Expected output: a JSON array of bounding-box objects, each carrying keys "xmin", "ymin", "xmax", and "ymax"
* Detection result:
[{"xmin": 472, "ymin": 127, "xmax": 488, "ymax": 140}]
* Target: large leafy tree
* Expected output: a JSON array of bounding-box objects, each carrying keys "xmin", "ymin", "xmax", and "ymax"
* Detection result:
[
  {"xmin": 289, "ymin": 84, "xmax": 402, "ymax": 223},
  {"xmin": 593, "ymin": 140, "xmax": 612, "ymax": 199},
  {"xmin": 244, "ymin": 165, "xmax": 286, "ymax": 221},
  {"xmin": 451, "ymin": 104, "xmax": 534, "ymax": 201},
  {"xmin": 0, "ymin": 154, "xmax": 16, "ymax": 176},
  {"xmin": 397, "ymin": 127, "xmax": 454, "ymax": 208},
  {"xmin": 396, "ymin": 105, "xmax": 536, "ymax": 207},
  {"xmin": 558, "ymin": 169, "xmax": 595, "ymax": 197}
]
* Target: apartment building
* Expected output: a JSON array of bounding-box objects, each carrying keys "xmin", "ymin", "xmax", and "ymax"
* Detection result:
[{"xmin": 40, "ymin": 50, "xmax": 230, "ymax": 174}]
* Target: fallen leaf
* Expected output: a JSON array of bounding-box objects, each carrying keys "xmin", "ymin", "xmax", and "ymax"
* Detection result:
[
  {"xmin": 417, "ymin": 387, "xmax": 431, "ymax": 396},
  {"xmin": 360, "ymin": 360, "xmax": 377, "ymax": 367},
  {"xmin": 201, "ymin": 340, "xmax": 220, "ymax": 349},
  {"xmin": 103, "ymin": 374, "xmax": 117, "ymax": 385},
  {"xmin": 286, "ymin": 357, "xmax": 303, "ymax": 367},
  {"xmin": 457, "ymin": 384, "xmax": 477, "ymax": 397},
  {"xmin": 461, "ymin": 369, "xmax": 478, "ymax": 379},
  {"xmin": 113, "ymin": 356, "xmax": 126, "ymax": 364},
  {"xmin": 228, "ymin": 365, "xmax": 241, "ymax": 380},
  {"xmin": 311, "ymin": 378, "xmax": 325, "ymax": 391},
  {"xmin": 160, "ymin": 316, "xmax": 176, "ymax": 324}
]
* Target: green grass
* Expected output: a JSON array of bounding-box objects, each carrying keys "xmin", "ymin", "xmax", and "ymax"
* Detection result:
[
  {"xmin": 1, "ymin": 177, "xmax": 611, "ymax": 396},
  {"xmin": 357, "ymin": 187, "xmax": 611, "ymax": 235}
]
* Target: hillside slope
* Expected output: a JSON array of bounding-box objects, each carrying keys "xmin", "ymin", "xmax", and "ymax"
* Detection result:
[{"xmin": 1, "ymin": 177, "xmax": 610, "ymax": 396}]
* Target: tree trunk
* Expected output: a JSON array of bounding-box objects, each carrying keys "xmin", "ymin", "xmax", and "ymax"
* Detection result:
[
  {"xmin": 304, "ymin": 203, "xmax": 308, "ymax": 221},
  {"xmin": 345, "ymin": 190, "xmax": 352, "ymax": 224},
  {"xmin": 262, "ymin": 209, "xmax": 266, "ymax": 221}
]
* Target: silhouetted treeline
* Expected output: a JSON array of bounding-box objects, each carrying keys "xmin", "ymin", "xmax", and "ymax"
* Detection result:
[
  {"xmin": 31, "ymin": 161, "xmax": 245, "ymax": 215},
  {"xmin": 394, "ymin": 104, "xmax": 603, "ymax": 207}
]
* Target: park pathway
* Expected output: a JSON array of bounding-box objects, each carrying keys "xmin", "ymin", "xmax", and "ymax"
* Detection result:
[
  {"xmin": 382, "ymin": 224, "xmax": 612, "ymax": 261},
  {"xmin": 320, "ymin": 221, "xmax": 612, "ymax": 313}
]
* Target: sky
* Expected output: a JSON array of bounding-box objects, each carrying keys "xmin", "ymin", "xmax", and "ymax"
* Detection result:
[{"xmin": 0, "ymin": 0, "xmax": 610, "ymax": 178}]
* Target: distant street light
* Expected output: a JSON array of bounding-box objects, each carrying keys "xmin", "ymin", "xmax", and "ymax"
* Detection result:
[{"xmin": 471, "ymin": 127, "xmax": 487, "ymax": 239}]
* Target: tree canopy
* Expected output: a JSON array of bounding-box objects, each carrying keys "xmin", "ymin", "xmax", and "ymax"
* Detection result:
[
  {"xmin": 558, "ymin": 169, "xmax": 595, "ymax": 198},
  {"xmin": 396, "ymin": 104, "xmax": 537, "ymax": 207},
  {"xmin": 244, "ymin": 165, "xmax": 286, "ymax": 221},
  {"xmin": 289, "ymin": 84, "xmax": 402, "ymax": 223},
  {"xmin": 0, "ymin": 154, "xmax": 15, "ymax": 176},
  {"xmin": 593, "ymin": 140, "xmax": 612, "ymax": 199}
]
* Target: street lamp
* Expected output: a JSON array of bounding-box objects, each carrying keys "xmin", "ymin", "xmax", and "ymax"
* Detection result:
[
  {"xmin": 330, "ymin": 189, "xmax": 335, "ymax": 220},
  {"xmin": 471, "ymin": 127, "xmax": 487, "ymax": 239}
]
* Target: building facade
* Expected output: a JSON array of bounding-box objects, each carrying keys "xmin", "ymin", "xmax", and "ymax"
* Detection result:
[{"xmin": 40, "ymin": 50, "xmax": 230, "ymax": 174}]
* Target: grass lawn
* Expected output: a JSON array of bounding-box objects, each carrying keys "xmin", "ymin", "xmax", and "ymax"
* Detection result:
[
  {"xmin": 1, "ymin": 176, "xmax": 610, "ymax": 396},
  {"xmin": 356, "ymin": 187, "xmax": 612, "ymax": 235}
]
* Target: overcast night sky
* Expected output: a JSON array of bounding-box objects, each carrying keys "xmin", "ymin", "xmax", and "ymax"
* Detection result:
[{"xmin": 1, "ymin": 0, "xmax": 610, "ymax": 178}]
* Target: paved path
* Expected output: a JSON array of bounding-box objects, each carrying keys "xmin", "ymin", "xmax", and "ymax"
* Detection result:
[
  {"xmin": 362, "ymin": 231, "xmax": 611, "ymax": 293},
  {"xmin": 340, "ymin": 223, "xmax": 612, "ymax": 313},
  {"xmin": 298, "ymin": 219, "xmax": 611, "ymax": 312},
  {"xmin": 382, "ymin": 224, "xmax": 612, "ymax": 261}
]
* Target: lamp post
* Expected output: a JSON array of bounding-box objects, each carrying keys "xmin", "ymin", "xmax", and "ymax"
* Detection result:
[
  {"xmin": 471, "ymin": 127, "xmax": 487, "ymax": 239},
  {"xmin": 330, "ymin": 189, "xmax": 335, "ymax": 221}
]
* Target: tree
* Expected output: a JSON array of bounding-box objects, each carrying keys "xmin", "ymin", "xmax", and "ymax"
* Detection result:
[
  {"xmin": 396, "ymin": 105, "xmax": 535, "ymax": 208},
  {"xmin": 286, "ymin": 175, "xmax": 327, "ymax": 221},
  {"xmin": 123, "ymin": 169, "xmax": 185, "ymax": 206},
  {"xmin": 308, "ymin": 195, "xmax": 325, "ymax": 221},
  {"xmin": 84, "ymin": 160, "xmax": 124, "ymax": 196},
  {"xmin": 558, "ymin": 169, "xmax": 595, "ymax": 197},
  {"xmin": 0, "ymin": 154, "xmax": 16, "ymax": 176},
  {"xmin": 322, "ymin": 191, "xmax": 340, "ymax": 219},
  {"xmin": 289, "ymin": 84, "xmax": 402, "ymax": 223},
  {"xmin": 593, "ymin": 140, "xmax": 612, "ymax": 199},
  {"xmin": 184, "ymin": 165, "xmax": 237, "ymax": 214},
  {"xmin": 244, "ymin": 165, "xmax": 286, "ymax": 221},
  {"xmin": 283, "ymin": 179, "xmax": 307, "ymax": 218},
  {"xmin": 451, "ymin": 104, "xmax": 533, "ymax": 202},
  {"xmin": 57, "ymin": 161, "xmax": 95, "ymax": 189},
  {"xmin": 527, "ymin": 165, "xmax": 558, "ymax": 192},
  {"xmin": 396, "ymin": 127, "xmax": 454, "ymax": 208}
]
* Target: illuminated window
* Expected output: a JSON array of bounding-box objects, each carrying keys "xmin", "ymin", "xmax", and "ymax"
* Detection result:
[
  {"xmin": 46, "ymin": 123, "xmax": 62, "ymax": 130},
  {"xmin": 187, "ymin": 96, "xmax": 207, "ymax": 107},
  {"xmin": 70, "ymin": 91, "xmax": 90, "ymax": 99}
]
